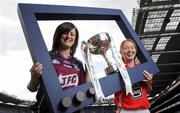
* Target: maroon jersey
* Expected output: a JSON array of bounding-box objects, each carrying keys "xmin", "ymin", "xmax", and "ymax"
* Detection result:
[
  {"xmin": 31, "ymin": 51, "xmax": 85, "ymax": 113},
  {"xmin": 51, "ymin": 50, "xmax": 85, "ymax": 89}
]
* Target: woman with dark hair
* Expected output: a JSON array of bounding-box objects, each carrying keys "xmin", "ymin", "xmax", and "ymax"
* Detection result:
[
  {"xmin": 51, "ymin": 22, "xmax": 79, "ymax": 56},
  {"xmin": 114, "ymin": 39, "xmax": 153, "ymax": 113},
  {"xmin": 27, "ymin": 22, "xmax": 88, "ymax": 113}
]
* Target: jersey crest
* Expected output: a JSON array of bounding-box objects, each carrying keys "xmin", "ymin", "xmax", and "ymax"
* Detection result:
[{"xmin": 58, "ymin": 73, "xmax": 79, "ymax": 88}]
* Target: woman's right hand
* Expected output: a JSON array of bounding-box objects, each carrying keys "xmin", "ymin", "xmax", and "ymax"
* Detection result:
[
  {"xmin": 27, "ymin": 62, "xmax": 43, "ymax": 92},
  {"xmin": 30, "ymin": 62, "xmax": 43, "ymax": 80}
]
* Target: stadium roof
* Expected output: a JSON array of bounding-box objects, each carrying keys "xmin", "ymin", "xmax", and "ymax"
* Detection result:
[{"xmin": 133, "ymin": 0, "xmax": 180, "ymax": 99}]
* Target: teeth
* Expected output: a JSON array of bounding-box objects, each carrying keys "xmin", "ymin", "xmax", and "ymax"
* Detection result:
[
  {"xmin": 127, "ymin": 53, "xmax": 134, "ymax": 56},
  {"xmin": 64, "ymin": 38, "xmax": 72, "ymax": 41}
]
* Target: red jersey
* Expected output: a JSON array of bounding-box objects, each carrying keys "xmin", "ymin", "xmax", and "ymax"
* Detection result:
[{"xmin": 114, "ymin": 63, "xmax": 150, "ymax": 109}]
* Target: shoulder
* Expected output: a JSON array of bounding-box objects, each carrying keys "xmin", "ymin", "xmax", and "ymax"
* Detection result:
[
  {"xmin": 73, "ymin": 57, "xmax": 83, "ymax": 64},
  {"xmin": 72, "ymin": 58, "xmax": 84, "ymax": 70},
  {"xmin": 72, "ymin": 57, "xmax": 84, "ymax": 70},
  {"xmin": 49, "ymin": 51, "xmax": 58, "ymax": 56},
  {"xmin": 49, "ymin": 51, "xmax": 59, "ymax": 59}
]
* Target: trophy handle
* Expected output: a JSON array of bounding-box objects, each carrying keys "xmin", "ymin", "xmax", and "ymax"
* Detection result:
[
  {"xmin": 101, "ymin": 52, "xmax": 112, "ymax": 66},
  {"xmin": 81, "ymin": 41, "xmax": 105, "ymax": 101}
]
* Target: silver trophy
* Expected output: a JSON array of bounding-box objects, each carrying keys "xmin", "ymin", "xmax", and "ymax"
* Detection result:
[
  {"xmin": 81, "ymin": 32, "xmax": 133, "ymax": 100},
  {"xmin": 83, "ymin": 32, "xmax": 118, "ymax": 75}
]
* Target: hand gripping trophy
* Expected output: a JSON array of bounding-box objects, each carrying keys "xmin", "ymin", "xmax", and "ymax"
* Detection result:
[{"xmin": 81, "ymin": 32, "xmax": 133, "ymax": 101}]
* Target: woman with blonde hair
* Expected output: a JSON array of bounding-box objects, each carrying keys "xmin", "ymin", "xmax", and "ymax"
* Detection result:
[{"xmin": 114, "ymin": 39, "xmax": 153, "ymax": 113}]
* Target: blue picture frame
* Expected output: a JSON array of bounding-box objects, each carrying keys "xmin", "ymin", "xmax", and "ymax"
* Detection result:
[{"xmin": 18, "ymin": 3, "xmax": 159, "ymax": 113}]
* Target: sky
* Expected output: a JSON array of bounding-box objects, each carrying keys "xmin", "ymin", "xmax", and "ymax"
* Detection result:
[{"xmin": 0, "ymin": 0, "xmax": 139, "ymax": 101}]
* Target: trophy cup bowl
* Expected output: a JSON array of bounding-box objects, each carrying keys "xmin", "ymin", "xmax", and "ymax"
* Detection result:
[{"xmin": 85, "ymin": 32, "xmax": 118, "ymax": 75}]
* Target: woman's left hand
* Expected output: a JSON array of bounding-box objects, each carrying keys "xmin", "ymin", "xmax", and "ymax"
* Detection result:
[{"xmin": 142, "ymin": 70, "xmax": 153, "ymax": 83}]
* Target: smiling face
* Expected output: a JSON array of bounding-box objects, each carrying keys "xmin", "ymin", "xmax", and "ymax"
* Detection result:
[
  {"xmin": 52, "ymin": 22, "xmax": 79, "ymax": 56},
  {"xmin": 60, "ymin": 28, "xmax": 76, "ymax": 49},
  {"xmin": 120, "ymin": 40, "xmax": 137, "ymax": 62}
]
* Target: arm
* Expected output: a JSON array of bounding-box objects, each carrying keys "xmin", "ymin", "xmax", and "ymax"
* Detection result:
[
  {"xmin": 85, "ymin": 66, "xmax": 91, "ymax": 83},
  {"xmin": 27, "ymin": 62, "xmax": 43, "ymax": 92}
]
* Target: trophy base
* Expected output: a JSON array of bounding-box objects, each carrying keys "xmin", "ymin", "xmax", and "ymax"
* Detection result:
[{"xmin": 104, "ymin": 64, "xmax": 118, "ymax": 75}]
